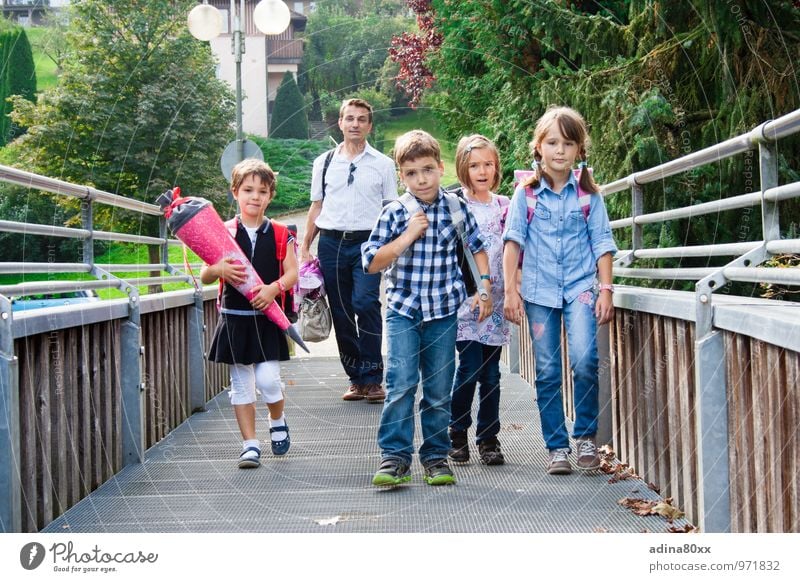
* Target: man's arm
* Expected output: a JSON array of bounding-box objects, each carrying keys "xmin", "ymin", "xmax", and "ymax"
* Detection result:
[{"xmin": 299, "ymin": 200, "xmax": 322, "ymax": 264}]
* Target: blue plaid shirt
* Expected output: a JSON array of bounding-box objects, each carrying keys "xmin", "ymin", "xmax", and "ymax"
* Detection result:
[{"xmin": 362, "ymin": 188, "xmax": 486, "ymax": 321}]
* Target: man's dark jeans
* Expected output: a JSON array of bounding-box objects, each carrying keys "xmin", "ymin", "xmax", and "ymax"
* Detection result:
[{"xmin": 318, "ymin": 234, "xmax": 384, "ymax": 385}]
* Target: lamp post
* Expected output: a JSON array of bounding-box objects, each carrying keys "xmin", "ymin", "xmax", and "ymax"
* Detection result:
[{"xmin": 188, "ymin": 0, "xmax": 291, "ymax": 176}]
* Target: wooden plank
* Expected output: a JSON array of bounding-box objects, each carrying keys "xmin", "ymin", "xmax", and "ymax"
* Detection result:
[
  {"xmin": 50, "ymin": 332, "xmax": 68, "ymax": 519},
  {"xmin": 64, "ymin": 327, "xmax": 80, "ymax": 508},
  {"xmin": 111, "ymin": 320, "xmax": 122, "ymax": 471},
  {"xmin": 764, "ymin": 345, "xmax": 784, "ymax": 532},
  {"xmin": 675, "ymin": 321, "xmax": 696, "ymax": 525},
  {"xmin": 786, "ymin": 351, "xmax": 799, "ymax": 532},
  {"xmin": 663, "ymin": 319, "xmax": 681, "ymax": 506},
  {"xmin": 90, "ymin": 324, "xmax": 103, "ymax": 490},
  {"xmin": 751, "ymin": 339, "xmax": 769, "ymax": 532},
  {"xmin": 78, "ymin": 326, "xmax": 91, "ymax": 497},
  {"xmin": 739, "ymin": 334, "xmax": 756, "ymax": 532},
  {"xmin": 651, "ymin": 315, "xmax": 670, "ymax": 499},
  {"xmin": 17, "ymin": 339, "xmax": 37, "ymax": 532},
  {"xmin": 103, "ymin": 322, "xmax": 115, "ymax": 478},
  {"xmin": 641, "ymin": 313, "xmax": 658, "ymax": 486},
  {"xmin": 725, "ymin": 332, "xmax": 743, "ymax": 532},
  {"xmin": 36, "ymin": 333, "xmax": 52, "ymax": 529},
  {"xmin": 610, "ymin": 312, "xmax": 622, "ymax": 454}
]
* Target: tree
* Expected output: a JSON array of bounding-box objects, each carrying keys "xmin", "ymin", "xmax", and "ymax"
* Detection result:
[
  {"xmin": 301, "ymin": 6, "xmax": 412, "ymax": 119},
  {"xmin": 270, "ymin": 71, "xmax": 309, "ymax": 139},
  {"xmin": 0, "ymin": 21, "xmax": 37, "ymax": 144},
  {"xmin": 10, "ymin": 0, "xmax": 235, "ymax": 287},
  {"xmin": 394, "ymin": 0, "xmax": 800, "ymax": 286}
]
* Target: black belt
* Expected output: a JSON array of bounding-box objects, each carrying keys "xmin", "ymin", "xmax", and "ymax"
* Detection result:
[{"xmin": 319, "ymin": 229, "xmax": 371, "ymax": 242}]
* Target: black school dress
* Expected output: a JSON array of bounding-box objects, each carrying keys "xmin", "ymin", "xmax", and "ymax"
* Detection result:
[{"xmin": 208, "ymin": 219, "xmax": 291, "ymax": 365}]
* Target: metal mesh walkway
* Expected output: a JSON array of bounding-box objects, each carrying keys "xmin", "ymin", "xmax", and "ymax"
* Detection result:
[{"xmin": 43, "ymin": 357, "xmax": 691, "ymax": 533}]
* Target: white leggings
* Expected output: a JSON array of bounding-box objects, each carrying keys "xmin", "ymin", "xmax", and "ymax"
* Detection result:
[{"xmin": 229, "ymin": 361, "xmax": 284, "ymax": 405}]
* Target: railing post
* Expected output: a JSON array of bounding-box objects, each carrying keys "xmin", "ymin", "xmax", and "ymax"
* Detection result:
[
  {"xmin": 694, "ymin": 330, "xmax": 731, "ymax": 532},
  {"xmin": 0, "ymin": 295, "xmax": 21, "ymax": 532},
  {"xmin": 508, "ymin": 324, "xmax": 520, "ymax": 374},
  {"xmin": 188, "ymin": 291, "xmax": 207, "ymax": 413},
  {"xmin": 120, "ymin": 293, "xmax": 145, "ymax": 466},
  {"xmin": 631, "ymin": 182, "xmax": 644, "ymax": 253},
  {"xmin": 759, "ymin": 140, "xmax": 780, "ymax": 242},
  {"xmin": 81, "ymin": 199, "xmax": 94, "ymax": 266}
]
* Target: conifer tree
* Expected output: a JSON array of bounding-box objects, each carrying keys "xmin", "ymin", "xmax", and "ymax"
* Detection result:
[{"xmin": 270, "ymin": 71, "xmax": 309, "ymax": 139}]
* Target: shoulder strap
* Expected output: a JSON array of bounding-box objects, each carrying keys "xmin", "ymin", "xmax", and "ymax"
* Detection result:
[
  {"xmin": 573, "ymin": 168, "xmax": 591, "ymax": 221},
  {"xmin": 320, "ymin": 148, "xmax": 336, "ymax": 200},
  {"xmin": 524, "ymin": 186, "xmax": 537, "ymax": 223},
  {"xmin": 443, "ymin": 191, "xmax": 465, "ymax": 230},
  {"xmin": 397, "ymin": 192, "xmax": 421, "ymax": 216}
]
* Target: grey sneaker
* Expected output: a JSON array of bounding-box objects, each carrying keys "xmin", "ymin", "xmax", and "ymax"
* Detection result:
[
  {"xmin": 547, "ymin": 448, "xmax": 572, "ymax": 475},
  {"xmin": 575, "ymin": 437, "xmax": 600, "ymax": 470},
  {"xmin": 423, "ymin": 458, "xmax": 456, "ymax": 486},
  {"xmin": 372, "ymin": 458, "xmax": 411, "ymax": 487}
]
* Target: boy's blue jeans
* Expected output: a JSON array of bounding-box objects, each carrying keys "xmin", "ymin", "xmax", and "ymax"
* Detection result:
[
  {"xmin": 524, "ymin": 296, "xmax": 599, "ymax": 451},
  {"xmin": 449, "ymin": 341, "xmax": 502, "ymax": 443},
  {"xmin": 377, "ymin": 309, "xmax": 457, "ymax": 465}
]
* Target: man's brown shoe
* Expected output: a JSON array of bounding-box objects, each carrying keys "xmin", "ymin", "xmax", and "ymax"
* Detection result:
[
  {"xmin": 364, "ymin": 383, "xmax": 386, "ymax": 403},
  {"xmin": 342, "ymin": 384, "xmax": 367, "ymax": 401}
]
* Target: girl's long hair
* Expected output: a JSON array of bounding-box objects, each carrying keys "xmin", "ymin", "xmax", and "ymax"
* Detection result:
[{"xmin": 523, "ymin": 106, "xmax": 599, "ymax": 194}]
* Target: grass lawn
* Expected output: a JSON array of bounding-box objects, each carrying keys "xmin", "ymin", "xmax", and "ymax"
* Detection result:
[
  {"xmin": 380, "ymin": 108, "xmax": 458, "ymax": 187},
  {"xmin": 25, "ymin": 27, "xmax": 59, "ymax": 92}
]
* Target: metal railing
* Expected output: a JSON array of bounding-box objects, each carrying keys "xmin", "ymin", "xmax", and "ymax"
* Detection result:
[
  {"xmin": 0, "ymin": 169, "xmax": 212, "ymax": 532},
  {"xmin": 599, "ymin": 108, "xmax": 800, "ymax": 532}
]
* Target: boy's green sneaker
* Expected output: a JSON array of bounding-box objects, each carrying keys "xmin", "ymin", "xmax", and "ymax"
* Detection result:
[
  {"xmin": 372, "ymin": 458, "xmax": 412, "ymax": 487},
  {"xmin": 423, "ymin": 459, "xmax": 456, "ymax": 486}
]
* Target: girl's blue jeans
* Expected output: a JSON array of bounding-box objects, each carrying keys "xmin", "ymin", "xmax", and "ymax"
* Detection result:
[
  {"xmin": 377, "ymin": 310, "xmax": 457, "ymax": 465},
  {"xmin": 449, "ymin": 340, "xmax": 502, "ymax": 443},
  {"xmin": 524, "ymin": 297, "xmax": 599, "ymax": 451}
]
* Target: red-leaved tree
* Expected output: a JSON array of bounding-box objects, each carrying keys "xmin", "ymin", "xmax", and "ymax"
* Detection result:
[{"xmin": 388, "ymin": 0, "xmax": 442, "ymax": 107}]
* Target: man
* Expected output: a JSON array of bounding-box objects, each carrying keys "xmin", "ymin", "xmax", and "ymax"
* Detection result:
[{"xmin": 300, "ymin": 98, "xmax": 398, "ymax": 402}]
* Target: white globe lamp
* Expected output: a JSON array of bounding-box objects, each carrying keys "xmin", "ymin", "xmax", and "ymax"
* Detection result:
[
  {"xmin": 187, "ymin": 4, "xmax": 223, "ymax": 41},
  {"xmin": 253, "ymin": 0, "xmax": 291, "ymax": 35}
]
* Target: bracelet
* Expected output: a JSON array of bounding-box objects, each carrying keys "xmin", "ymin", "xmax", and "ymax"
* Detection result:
[
  {"xmin": 480, "ymin": 274, "xmax": 491, "ymax": 281},
  {"xmin": 598, "ymin": 283, "xmax": 614, "ymax": 292},
  {"xmin": 275, "ymin": 279, "xmax": 287, "ymax": 293}
]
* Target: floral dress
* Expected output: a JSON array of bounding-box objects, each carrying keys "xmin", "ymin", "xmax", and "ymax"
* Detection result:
[{"xmin": 456, "ymin": 193, "xmax": 510, "ymax": 346}]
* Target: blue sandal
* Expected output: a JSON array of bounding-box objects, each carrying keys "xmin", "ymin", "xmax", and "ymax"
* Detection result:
[
  {"xmin": 270, "ymin": 423, "xmax": 291, "ymax": 456},
  {"xmin": 238, "ymin": 446, "xmax": 261, "ymax": 469}
]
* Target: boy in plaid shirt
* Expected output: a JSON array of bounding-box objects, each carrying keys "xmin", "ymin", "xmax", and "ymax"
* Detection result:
[{"xmin": 361, "ymin": 130, "xmax": 493, "ymax": 486}]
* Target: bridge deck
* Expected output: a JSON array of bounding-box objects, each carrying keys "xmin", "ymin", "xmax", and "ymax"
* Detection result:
[{"xmin": 43, "ymin": 357, "xmax": 690, "ymax": 533}]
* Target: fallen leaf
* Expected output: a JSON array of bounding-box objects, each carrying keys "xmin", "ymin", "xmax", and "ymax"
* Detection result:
[
  {"xmin": 286, "ymin": 380, "xmax": 295, "ymax": 386},
  {"xmin": 647, "ymin": 482, "xmax": 661, "ymax": 494},
  {"xmin": 503, "ymin": 423, "xmax": 524, "ymax": 431},
  {"xmin": 668, "ymin": 524, "xmax": 698, "ymax": 533},
  {"xmin": 651, "ymin": 501, "xmax": 685, "ymax": 521},
  {"xmin": 314, "ymin": 515, "xmax": 342, "ymax": 526},
  {"xmin": 593, "ymin": 527, "xmax": 609, "ymax": 533}
]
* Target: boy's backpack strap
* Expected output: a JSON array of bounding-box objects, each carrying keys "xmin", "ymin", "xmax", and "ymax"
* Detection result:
[
  {"xmin": 320, "ymin": 148, "xmax": 336, "ymax": 200},
  {"xmin": 443, "ymin": 191, "xmax": 465, "ymax": 229},
  {"xmin": 397, "ymin": 192, "xmax": 421, "ymax": 217}
]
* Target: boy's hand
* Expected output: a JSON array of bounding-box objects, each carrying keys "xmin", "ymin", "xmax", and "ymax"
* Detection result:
[
  {"xmin": 299, "ymin": 246, "xmax": 314, "ymax": 265},
  {"xmin": 250, "ymin": 283, "xmax": 279, "ymax": 311},
  {"xmin": 214, "ymin": 258, "xmax": 247, "ymax": 285},
  {"xmin": 504, "ymin": 290, "xmax": 524, "ymax": 325},
  {"xmin": 404, "ymin": 210, "xmax": 428, "ymax": 242},
  {"xmin": 595, "ymin": 290, "xmax": 614, "ymax": 325}
]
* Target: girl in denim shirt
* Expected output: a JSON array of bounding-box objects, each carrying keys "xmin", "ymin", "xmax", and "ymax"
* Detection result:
[
  {"xmin": 502, "ymin": 106, "xmax": 617, "ymax": 475},
  {"xmin": 448, "ymin": 135, "xmax": 511, "ymax": 466}
]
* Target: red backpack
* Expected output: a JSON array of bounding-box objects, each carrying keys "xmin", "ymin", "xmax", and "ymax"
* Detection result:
[{"xmin": 218, "ymin": 217, "xmax": 297, "ymax": 321}]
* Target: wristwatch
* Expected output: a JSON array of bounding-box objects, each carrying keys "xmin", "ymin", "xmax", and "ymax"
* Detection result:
[{"xmin": 479, "ymin": 274, "xmax": 490, "ymax": 301}]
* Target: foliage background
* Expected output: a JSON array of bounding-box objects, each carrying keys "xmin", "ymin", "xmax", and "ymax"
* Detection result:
[{"xmin": 420, "ymin": 0, "xmax": 800, "ymax": 283}]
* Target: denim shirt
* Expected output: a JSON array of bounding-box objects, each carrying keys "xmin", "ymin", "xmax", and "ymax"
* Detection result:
[{"xmin": 502, "ymin": 173, "xmax": 617, "ymax": 308}]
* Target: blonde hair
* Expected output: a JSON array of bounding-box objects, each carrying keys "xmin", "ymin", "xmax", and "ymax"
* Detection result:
[
  {"xmin": 455, "ymin": 134, "xmax": 501, "ymax": 192},
  {"xmin": 339, "ymin": 98, "xmax": 373, "ymax": 123},
  {"xmin": 393, "ymin": 129, "xmax": 441, "ymax": 166},
  {"xmin": 230, "ymin": 158, "xmax": 276, "ymax": 195},
  {"xmin": 526, "ymin": 106, "xmax": 599, "ymax": 194}
]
